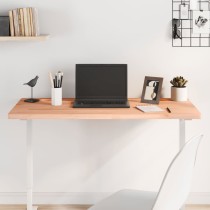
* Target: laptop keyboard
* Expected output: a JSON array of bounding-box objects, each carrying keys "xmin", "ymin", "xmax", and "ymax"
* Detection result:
[{"xmin": 78, "ymin": 101, "xmax": 126, "ymax": 105}]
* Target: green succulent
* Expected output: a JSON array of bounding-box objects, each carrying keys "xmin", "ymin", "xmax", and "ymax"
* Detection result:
[{"xmin": 170, "ymin": 76, "xmax": 188, "ymax": 87}]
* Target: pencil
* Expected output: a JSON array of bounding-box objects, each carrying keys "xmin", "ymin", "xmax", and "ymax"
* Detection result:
[{"xmin": 49, "ymin": 72, "xmax": 54, "ymax": 88}]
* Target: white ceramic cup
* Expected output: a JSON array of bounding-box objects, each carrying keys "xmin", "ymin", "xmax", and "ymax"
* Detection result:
[{"xmin": 51, "ymin": 88, "xmax": 62, "ymax": 106}]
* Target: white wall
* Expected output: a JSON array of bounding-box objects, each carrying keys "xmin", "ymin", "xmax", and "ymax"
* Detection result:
[{"xmin": 0, "ymin": 0, "xmax": 210, "ymax": 205}]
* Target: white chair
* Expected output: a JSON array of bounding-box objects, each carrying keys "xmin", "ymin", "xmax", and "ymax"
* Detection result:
[{"xmin": 88, "ymin": 135, "xmax": 203, "ymax": 210}]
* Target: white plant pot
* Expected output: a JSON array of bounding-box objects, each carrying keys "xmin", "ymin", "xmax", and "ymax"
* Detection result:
[
  {"xmin": 171, "ymin": 86, "xmax": 188, "ymax": 102},
  {"xmin": 51, "ymin": 88, "xmax": 62, "ymax": 106}
]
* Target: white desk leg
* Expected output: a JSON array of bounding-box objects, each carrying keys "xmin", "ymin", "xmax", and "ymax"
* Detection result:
[
  {"xmin": 179, "ymin": 119, "xmax": 186, "ymax": 150},
  {"xmin": 179, "ymin": 119, "xmax": 186, "ymax": 210},
  {"xmin": 26, "ymin": 120, "xmax": 33, "ymax": 210}
]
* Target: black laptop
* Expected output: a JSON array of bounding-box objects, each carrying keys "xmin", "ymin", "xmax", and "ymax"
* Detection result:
[{"xmin": 73, "ymin": 64, "xmax": 130, "ymax": 108}]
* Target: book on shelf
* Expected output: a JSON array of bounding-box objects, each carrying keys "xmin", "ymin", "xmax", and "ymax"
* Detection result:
[
  {"xmin": 33, "ymin": 8, "xmax": 39, "ymax": 36},
  {"xmin": 9, "ymin": 11, "xmax": 14, "ymax": 36},
  {"xmin": 20, "ymin": 8, "xmax": 25, "ymax": 36},
  {"xmin": 23, "ymin": 8, "xmax": 29, "ymax": 36},
  {"xmin": 9, "ymin": 7, "xmax": 40, "ymax": 37},
  {"xmin": 12, "ymin": 10, "xmax": 19, "ymax": 36},
  {"xmin": 27, "ymin": 8, "xmax": 31, "ymax": 36}
]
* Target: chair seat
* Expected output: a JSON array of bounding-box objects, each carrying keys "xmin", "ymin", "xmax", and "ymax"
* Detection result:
[
  {"xmin": 89, "ymin": 189, "xmax": 158, "ymax": 210},
  {"xmin": 88, "ymin": 135, "xmax": 203, "ymax": 210}
]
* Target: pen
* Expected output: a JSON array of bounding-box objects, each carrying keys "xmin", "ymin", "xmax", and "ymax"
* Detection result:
[
  {"xmin": 55, "ymin": 75, "xmax": 58, "ymax": 88},
  {"xmin": 60, "ymin": 75, "xmax": 63, "ymax": 88},
  {"xmin": 57, "ymin": 77, "xmax": 60, "ymax": 88},
  {"xmin": 50, "ymin": 71, "xmax": 64, "ymax": 88},
  {"xmin": 167, "ymin": 107, "xmax": 171, "ymax": 113},
  {"xmin": 49, "ymin": 72, "xmax": 54, "ymax": 88},
  {"xmin": 60, "ymin": 72, "xmax": 64, "ymax": 88},
  {"xmin": 57, "ymin": 72, "xmax": 61, "ymax": 88},
  {"xmin": 58, "ymin": 71, "xmax": 63, "ymax": 88}
]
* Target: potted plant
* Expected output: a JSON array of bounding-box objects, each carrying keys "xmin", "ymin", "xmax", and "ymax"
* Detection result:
[{"xmin": 170, "ymin": 76, "xmax": 188, "ymax": 101}]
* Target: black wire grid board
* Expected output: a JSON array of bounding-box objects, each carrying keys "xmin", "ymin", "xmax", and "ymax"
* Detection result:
[{"xmin": 172, "ymin": 0, "xmax": 210, "ymax": 47}]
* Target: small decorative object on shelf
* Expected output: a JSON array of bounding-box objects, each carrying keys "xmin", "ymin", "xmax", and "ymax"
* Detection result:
[
  {"xmin": 170, "ymin": 76, "xmax": 188, "ymax": 101},
  {"xmin": 0, "ymin": 16, "xmax": 10, "ymax": 36},
  {"xmin": 23, "ymin": 75, "xmax": 39, "ymax": 103}
]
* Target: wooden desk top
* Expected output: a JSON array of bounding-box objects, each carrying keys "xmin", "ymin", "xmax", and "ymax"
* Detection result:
[{"xmin": 8, "ymin": 98, "xmax": 201, "ymax": 120}]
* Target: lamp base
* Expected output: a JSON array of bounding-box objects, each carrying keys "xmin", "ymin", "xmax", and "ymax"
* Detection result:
[{"xmin": 24, "ymin": 98, "xmax": 40, "ymax": 103}]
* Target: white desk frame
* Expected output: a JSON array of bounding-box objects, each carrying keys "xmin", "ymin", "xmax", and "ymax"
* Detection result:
[
  {"xmin": 25, "ymin": 119, "xmax": 187, "ymax": 210},
  {"xmin": 26, "ymin": 120, "xmax": 34, "ymax": 210}
]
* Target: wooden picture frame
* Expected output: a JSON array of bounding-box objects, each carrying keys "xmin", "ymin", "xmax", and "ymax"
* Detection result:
[{"xmin": 141, "ymin": 76, "xmax": 163, "ymax": 104}]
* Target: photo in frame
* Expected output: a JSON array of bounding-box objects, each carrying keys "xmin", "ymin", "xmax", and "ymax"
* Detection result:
[
  {"xmin": 141, "ymin": 76, "xmax": 163, "ymax": 104},
  {"xmin": 193, "ymin": 10, "xmax": 210, "ymax": 34}
]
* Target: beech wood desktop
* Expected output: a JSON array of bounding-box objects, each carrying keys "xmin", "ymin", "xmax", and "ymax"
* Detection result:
[{"xmin": 8, "ymin": 98, "xmax": 201, "ymax": 210}]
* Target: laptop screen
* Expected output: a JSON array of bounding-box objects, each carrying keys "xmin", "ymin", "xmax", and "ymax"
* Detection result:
[{"xmin": 76, "ymin": 64, "xmax": 127, "ymax": 100}]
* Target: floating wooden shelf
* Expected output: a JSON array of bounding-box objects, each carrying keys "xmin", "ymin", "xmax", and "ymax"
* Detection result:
[{"xmin": 0, "ymin": 35, "xmax": 49, "ymax": 41}]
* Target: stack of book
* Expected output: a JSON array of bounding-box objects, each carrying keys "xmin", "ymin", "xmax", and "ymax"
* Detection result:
[{"xmin": 9, "ymin": 8, "xmax": 39, "ymax": 37}]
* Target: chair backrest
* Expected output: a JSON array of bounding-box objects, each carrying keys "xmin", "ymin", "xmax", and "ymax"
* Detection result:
[{"xmin": 152, "ymin": 135, "xmax": 203, "ymax": 210}]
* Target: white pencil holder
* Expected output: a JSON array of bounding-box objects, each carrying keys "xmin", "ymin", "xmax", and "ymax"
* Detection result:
[{"xmin": 51, "ymin": 88, "xmax": 62, "ymax": 106}]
